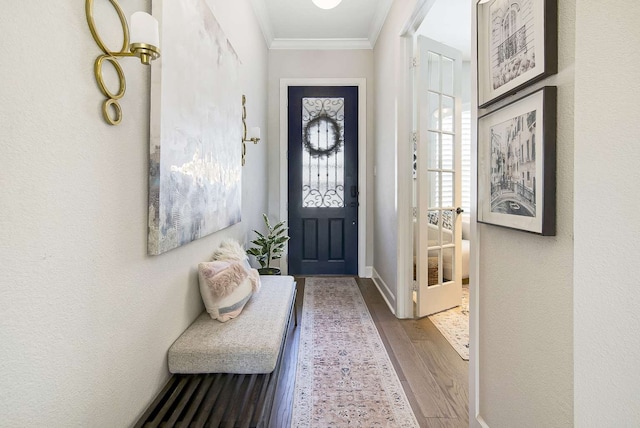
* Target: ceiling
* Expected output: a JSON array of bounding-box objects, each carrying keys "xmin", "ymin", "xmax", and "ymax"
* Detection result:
[
  {"xmin": 250, "ymin": 0, "xmax": 470, "ymax": 54},
  {"xmin": 418, "ymin": 0, "xmax": 471, "ymax": 60},
  {"xmin": 249, "ymin": 0, "xmax": 394, "ymax": 49}
]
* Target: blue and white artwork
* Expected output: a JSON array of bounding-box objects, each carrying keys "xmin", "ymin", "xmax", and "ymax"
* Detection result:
[{"xmin": 148, "ymin": 0, "xmax": 242, "ymax": 255}]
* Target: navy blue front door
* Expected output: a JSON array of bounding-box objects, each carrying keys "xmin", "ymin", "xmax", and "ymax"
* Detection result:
[{"xmin": 287, "ymin": 86, "xmax": 358, "ymax": 275}]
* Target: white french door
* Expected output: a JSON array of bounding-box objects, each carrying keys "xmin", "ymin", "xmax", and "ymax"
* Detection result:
[{"xmin": 415, "ymin": 36, "xmax": 463, "ymax": 317}]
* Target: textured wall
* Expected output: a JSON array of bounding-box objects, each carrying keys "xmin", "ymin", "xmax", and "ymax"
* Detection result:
[
  {"xmin": 0, "ymin": 1, "xmax": 268, "ymax": 426},
  {"xmin": 476, "ymin": 0, "xmax": 575, "ymax": 426},
  {"xmin": 574, "ymin": 1, "xmax": 640, "ymax": 425},
  {"xmin": 266, "ymin": 49, "xmax": 375, "ymax": 269}
]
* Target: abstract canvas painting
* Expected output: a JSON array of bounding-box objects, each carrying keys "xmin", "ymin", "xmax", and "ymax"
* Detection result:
[{"xmin": 148, "ymin": 0, "xmax": 242, "ymax": 255}]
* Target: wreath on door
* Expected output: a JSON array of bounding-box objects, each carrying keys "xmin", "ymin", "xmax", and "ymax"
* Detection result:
[{"xmin": 303, "ymin": 115, "xmax": 343, "ymax": 158}]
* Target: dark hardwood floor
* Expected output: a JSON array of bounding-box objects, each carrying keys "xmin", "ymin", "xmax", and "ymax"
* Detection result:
[{"xmin": 270, "ymin": 277, "xmax": 469, "ymax": 428}]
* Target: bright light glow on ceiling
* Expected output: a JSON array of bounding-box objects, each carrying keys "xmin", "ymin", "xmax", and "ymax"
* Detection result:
[{"xmin": 311, "ymin": 0, "xmax": 343, "ymax": 10}]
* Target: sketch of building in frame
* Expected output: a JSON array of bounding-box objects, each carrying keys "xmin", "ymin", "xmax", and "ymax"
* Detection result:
[
  {"xmin": 489, "ymin": 109, "xmax": 537, "ymax": 217},
  {"xmin": 489, "ymin": 0, "xmax": 536, "ymax": 91}
]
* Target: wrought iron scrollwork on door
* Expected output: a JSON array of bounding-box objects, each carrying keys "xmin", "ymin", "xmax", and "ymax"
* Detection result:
[{"xmin": 301, "ymin": 97, "xmax": 346, "ymax": 208}]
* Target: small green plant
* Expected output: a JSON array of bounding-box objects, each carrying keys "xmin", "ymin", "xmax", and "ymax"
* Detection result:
[{"xmin": 246, "ymin": 214, "xmax": 290, "ymax": 270}]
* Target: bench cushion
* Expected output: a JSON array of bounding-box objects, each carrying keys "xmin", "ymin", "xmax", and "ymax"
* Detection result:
[{"xmin": 168, "ymin": 275, "xmax": 296, "ymax": 374}]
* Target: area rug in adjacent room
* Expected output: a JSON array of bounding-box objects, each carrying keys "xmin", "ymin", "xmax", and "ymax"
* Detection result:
[
  {"xmin": 291, "ymin": 277, "xmax": 419, "ymax": 427},
  {"xmin": 428, "ymin": 286, "xmax": 469, "ymax": 360}
]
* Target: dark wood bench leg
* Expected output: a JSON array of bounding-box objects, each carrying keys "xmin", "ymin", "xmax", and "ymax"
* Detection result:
[{"xmin": 294, "ymin": 281, "xmax": 299, "ymax": 327}]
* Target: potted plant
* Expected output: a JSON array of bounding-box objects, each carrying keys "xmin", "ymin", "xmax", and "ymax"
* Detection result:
[{"xmin": 247, "ymin": 214, "xmax": 290, "ymax": 275}]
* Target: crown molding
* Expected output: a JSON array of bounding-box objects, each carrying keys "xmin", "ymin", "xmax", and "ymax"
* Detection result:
[
  {"xmin": 368, "ymin": 0, "xmax": 394, "ymax": 48},
  {"xmin": 249, "ymin": 0, "xmax": 393, "ymax": 51},
  {"xmin": 400, "ymin": 0, "xmax": 437, "ymax": 36},
  {"xmin": 249, "ymin": 0, "xmax": 275, "ymax": 48},
  {"xmin": 270, "ymin": 38, "xmax": 373, "ymax": 50}
]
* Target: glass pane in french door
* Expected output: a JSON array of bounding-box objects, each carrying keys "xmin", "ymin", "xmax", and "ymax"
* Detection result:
[{"xmin": 416, "ymin": 35, "xmax": 463, "ymax": 318}]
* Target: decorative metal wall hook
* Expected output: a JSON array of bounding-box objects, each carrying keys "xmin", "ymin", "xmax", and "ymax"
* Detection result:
[{"xmin": 86, "ymin": 0, "xmax": 160, "ymax": 125}]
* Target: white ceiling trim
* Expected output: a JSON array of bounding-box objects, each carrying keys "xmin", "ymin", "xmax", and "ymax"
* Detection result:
[
  {"xmin": 368, "ymin": 0, "xmax": 394, "ymax": 48},
  {"xmin": 270, "ymin": 38, "xmax": 373, "ymax": 50},
  {"xmin": 400, "ymin": 0, "xmax": 436, "ymax": 36},
  {"xmin": 249, "ymin": 0, "xmax": 275, "ymax": 48}
]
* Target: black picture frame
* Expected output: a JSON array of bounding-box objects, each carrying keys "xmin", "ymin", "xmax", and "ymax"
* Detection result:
[
  {"xmin": 477, "ymin": 0, "xmax": 558, "ymax": 108},
  {"xmin": 477, "ymin": 86, "xmax": 556, "ymax": 235}
]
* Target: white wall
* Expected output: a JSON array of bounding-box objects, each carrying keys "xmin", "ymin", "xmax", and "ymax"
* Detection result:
[
  {"xmin": 266, "ymin": 49, "xmax": 375, "ymax": 268},
  {"xmin": 372, "ymin": 0, "xmax": 418, "ymax": 309},
  {"xmin": 0, "ymin": 1, "xmax": 268, "ymax": 426},
  {"xmin": 475, "ymin": 0, "xmax": 575, "ymax": 426},
  {"xmin": 462, "ymin": 61, "xmax": 471, "ymax": 106},
  {"xmin": 574, "ymin": 1, "xmax": 640, "ymax": 425}
]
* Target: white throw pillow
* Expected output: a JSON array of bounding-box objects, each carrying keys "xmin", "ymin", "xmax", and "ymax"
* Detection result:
[
  {"xmin": 211, "ymin": 239, "xmax": 249, "ymax": 262},
  {"xmin": 210, "ymin": 239, "xmax": 261, "ymax": 293},
  {"xmin": 198, "ymin": 261, "xmax": 253, "ymax": 322}
]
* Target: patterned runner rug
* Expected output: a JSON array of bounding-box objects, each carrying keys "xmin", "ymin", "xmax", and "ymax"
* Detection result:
[
  {"xmin": 291, "ymin": 277, "xmax": 419, "ymax": 427},
  {"xmin": 428, "ymin": 286, "xmax": 469, "ymax": 360}
]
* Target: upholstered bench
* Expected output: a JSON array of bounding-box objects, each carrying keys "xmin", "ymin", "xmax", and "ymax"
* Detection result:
[{"xmin": 135, "ymin": 275, "xmax": 297, "ymax": 428}]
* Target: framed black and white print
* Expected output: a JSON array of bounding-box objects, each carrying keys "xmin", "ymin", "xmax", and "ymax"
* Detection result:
[
  {"xmin": 477, "ymin": 0, "xmax": 557, "ymax": 108},
  {"xmin": 477, "ymin": 86, "xmax": 556, "ymax": 235}
]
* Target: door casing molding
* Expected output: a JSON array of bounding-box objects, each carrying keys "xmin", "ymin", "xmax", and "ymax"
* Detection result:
[
  {"xmin": 279, "ymin": 78, "xmax": 367, "ymax": 277},
  {"xmin": 400, "ymin": 0, "xmax": 482, "ymax": 426}
]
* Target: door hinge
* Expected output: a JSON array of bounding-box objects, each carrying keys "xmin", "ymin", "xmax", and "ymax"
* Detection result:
[
  {"xmin": 413, "ymin": 207, "xmax": 418, "ymax": 220},
  {"xmin": 412, "ymin": 131, "xmax": 418, "ymax": 144},
  {"xmin": 411, "ymin": 57, "xmax": 418, "ymax": 68},
  {"xmin": 412, "ymin": 280, "xmax": 418, "ymax": 292}
]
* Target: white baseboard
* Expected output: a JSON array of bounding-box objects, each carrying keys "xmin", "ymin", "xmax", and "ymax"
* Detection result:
[
  {"xmin": 371, "ymin": 268, "xmax": 396, "ymax": 315},
  {"xmin": 475, "ymin": 415, "xmax": 490, "ymax": 428},
  {"xmin": 362, "ymin": 266, "xmax": 373, "ymax": 278}
]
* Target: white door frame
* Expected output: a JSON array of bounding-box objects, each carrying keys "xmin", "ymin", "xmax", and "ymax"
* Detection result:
[
  {"xmin": 469, "ymin": 2, "xmax": 483, "ymax": 425},
  {"xmin": 279, "ymin": 78, "xmax": 368, "ymax": 278},
  {"xmin": 400, "ymin": 0, "xmax": 483, "ymax": 427}
]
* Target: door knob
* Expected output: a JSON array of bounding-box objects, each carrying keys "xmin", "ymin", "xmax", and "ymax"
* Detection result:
[{"xmin": 456, "ymin": 207, "xmax": 464, "ymax": 214}]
